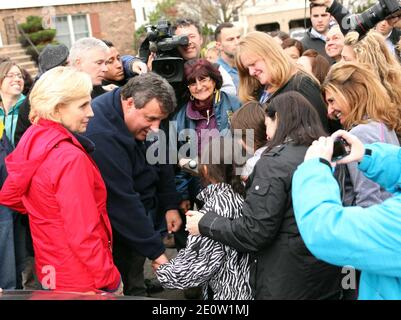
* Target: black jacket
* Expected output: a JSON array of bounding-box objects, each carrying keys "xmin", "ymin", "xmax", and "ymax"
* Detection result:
[
  {"xmin": 199, "ymin": 142, "xmax": 342, "ymax": 299},
  {"xmin": 84, "ymin": 88, "xmax": 180, "ymax": 260},
  {"xmin": 301, "ymin": 28, "xmax": 333, "ymax": 63},
  {"xmin": 261, "ymin": 72, "xmax": 341, "ymax": 134}
]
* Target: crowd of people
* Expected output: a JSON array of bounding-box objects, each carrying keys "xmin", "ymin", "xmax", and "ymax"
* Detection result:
[{"xmin": 1, "ymin": 0, "xmax": 401, "ymax": 300}]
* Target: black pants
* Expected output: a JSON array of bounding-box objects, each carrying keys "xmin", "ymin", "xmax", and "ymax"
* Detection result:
[{"xmin": 112, "ymin": 237, "xmax": 147, "ymax": 297}]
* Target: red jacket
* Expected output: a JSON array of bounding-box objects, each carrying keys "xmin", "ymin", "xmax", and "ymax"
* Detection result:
[{"xmin": 0, "ymin": 119, "xmax": 121, "ymax": 292}]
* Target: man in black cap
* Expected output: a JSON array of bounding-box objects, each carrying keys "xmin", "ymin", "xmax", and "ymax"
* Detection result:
[{"xmin": 37, "ymin": 43, "xmax": 69, "ymax": 75}]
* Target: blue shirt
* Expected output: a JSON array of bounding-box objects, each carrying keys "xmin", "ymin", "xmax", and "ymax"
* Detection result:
[{"xmin": 217, "ymin": 57, "xmax": 239, "ymax": 93}]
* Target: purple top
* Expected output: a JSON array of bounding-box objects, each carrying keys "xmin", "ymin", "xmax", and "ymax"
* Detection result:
[{"xmin": 186, "ymin": 101, "xmax": 220, "ymax": 156}]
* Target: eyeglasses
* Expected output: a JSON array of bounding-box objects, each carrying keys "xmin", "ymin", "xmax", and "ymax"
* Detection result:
[
  {"xmin": 4, "ymin": 73, "xmax": 23, "ymax": 80},
  {"xmin": 188, "ymin": 77, "xmax": 211, "ymax": 89}
]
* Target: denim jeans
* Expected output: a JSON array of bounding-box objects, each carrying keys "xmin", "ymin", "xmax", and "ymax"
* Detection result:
[{"xmin": 0, "ymin": 206, "xmax": 17, "ymax": 289}]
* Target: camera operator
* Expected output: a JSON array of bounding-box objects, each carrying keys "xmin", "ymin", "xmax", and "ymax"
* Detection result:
[
  {"xmin": 292, "ymin": 129, "xmax": 401, "ymax": 299},
  {"xmin": 170, "ymin": 18, "xmax": 236, "ymax": 108}
]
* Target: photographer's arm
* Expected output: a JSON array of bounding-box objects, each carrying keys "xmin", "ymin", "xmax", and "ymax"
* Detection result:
[
  {"xmin": 121, "ymin": 55, "xmax": 148, "ymax": 78},
  {"xmin": 332, "ymin": 130, "xmax": 401, "ymax": 193},
  {"xmin": 292, "ymin": 155, "xmax": 401, "ymax": 278}
]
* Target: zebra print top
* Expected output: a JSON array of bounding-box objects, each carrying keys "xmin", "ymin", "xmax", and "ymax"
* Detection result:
[{"xmin": 156, "ymin": 182, "xmax": 252, "ymax": 300}]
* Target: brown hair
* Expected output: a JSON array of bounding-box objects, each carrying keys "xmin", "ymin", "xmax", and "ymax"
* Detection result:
[
  {"xmin": 230, "ymin": 101, "xmax": 267, "ymax": 151},
  {"xmin": 302, "ymin": 49, "xmax": 330, "ymax": 84},
  {"xmin": 281, "ymin": 38, "xmax": 304, "ymax": 56},
  {"xmin": 0, "ymin": 61, "xmax": 22, "ymax": 89},
  {"xmin": 199, "ymin": 136, "xmax": 245, "ymax": 196},
  {"xmin": 322, "ymin": 62, "xmax": 401, "ymax": 134}
]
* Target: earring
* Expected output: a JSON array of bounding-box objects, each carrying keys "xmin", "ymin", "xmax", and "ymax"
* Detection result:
[{"xmin": 190, "ymin": 95, "xmax": 195, "ymax": 101}]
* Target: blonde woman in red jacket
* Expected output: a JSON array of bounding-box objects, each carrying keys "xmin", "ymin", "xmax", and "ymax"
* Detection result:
[{"xmin": 0, "ymin": 67, "xmax": 122, "ymax": 294}]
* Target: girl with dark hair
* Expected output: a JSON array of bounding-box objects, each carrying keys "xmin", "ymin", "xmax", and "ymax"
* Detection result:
[
  {"xmin": 155, "ymin": 136, "xmax": 252, "ymax": 300},
  {"xmin": 186, "ymin": 91, "xmax": 342, "ymax": 300},
  {"xmin": 230, "ymin": 101, "xmax": 267, "ymax": 181}
]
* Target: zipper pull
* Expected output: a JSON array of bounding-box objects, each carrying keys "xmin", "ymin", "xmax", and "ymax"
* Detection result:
[{"xmin": 206, "ymin": 109, "xmax": 210, "ymax": 126}]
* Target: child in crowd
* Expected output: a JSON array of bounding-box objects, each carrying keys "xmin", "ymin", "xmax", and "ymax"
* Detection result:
[
  {"xmin": 155, "ymin": 136, "xmax": 252, "ymax": 300},
  {"xmin": 230, "ymin": 101, "xmax": 267, "ymax": 182}
]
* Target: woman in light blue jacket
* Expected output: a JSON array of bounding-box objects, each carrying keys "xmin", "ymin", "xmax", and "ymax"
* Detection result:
[{"xmin": 292, "ymin": 130, "xmax": 401, "ymax": 300}]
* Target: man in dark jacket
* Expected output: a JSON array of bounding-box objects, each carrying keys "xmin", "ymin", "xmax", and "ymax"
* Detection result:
[
  {"xmin": 85, "ymin": 73, "xmax": 182, "ymax": 296},
  {"xmin": 301, "ymin": 2, "xmax": 333, "ymax": 62},
  {"xmin": 314, "ymin": 0, "xmax": 401, "ymax": 62}
]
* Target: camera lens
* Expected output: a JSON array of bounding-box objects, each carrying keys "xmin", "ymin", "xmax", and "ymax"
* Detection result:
[{"xmin": 160, "ymin": 62, "xmax": 176, "ymax": 77}]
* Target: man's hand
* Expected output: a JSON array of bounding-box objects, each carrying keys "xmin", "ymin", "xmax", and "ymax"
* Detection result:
[
  {"xmin": 132, "ymin": 60, "xmax": 148, "ymax": 74},
  {"xmin": 179, "ymin": 200, "xmax": 191, "ymax": 213},
  {"xmin": 152, "ymin": 253, "xmax": 169, "ymax": 272},
  {"xmin": 102, "ymin": 84, "xmax": 118, "ymax": 92},
  {"xmin": 185, "ymin": 210, "xmax": 204, "ymax": 236},
  {"xmin": 165, "ymin": 209, "xmax": 182, "ymax": 233},
  {"xmin": 147, "ymin": 53, "xmax": 156, "ymax": 71}
]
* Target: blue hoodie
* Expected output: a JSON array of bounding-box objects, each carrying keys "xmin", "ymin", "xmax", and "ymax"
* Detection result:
[{"xmin": 292, "ymin": 143, "xmax": 401, "ymax": 299}]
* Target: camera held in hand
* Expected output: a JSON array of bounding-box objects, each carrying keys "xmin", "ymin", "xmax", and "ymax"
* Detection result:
[
  {"xmin": 139, "ymin": 20, "xmax": 189, "ymax": 83},
  {"xmin": 178, "ymin": 158, "xmax": 199, "ymax": 176},
  {"xmin": 332, "ymin": 138, "xmax": 350, "ymax": 162},
  {"xmin": 346, "ymin": 0, "xmax": 401, "ymax": 36}
]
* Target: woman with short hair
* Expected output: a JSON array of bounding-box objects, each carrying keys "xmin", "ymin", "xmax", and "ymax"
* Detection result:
[{"xmin": 0, "ymin": 66, "xmax": 122, "ymax": 294}]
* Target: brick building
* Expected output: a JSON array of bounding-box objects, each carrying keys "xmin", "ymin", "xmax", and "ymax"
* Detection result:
[{"xmin": 0, "ymin": 0, "xmax": 136, "ymax": 55}]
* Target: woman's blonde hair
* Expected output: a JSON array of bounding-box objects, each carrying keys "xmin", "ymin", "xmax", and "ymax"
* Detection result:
[
  {"xmin": 29, "ymin": 66, "xmax": 92, "ymax": 124},
  {"xmin": 322, "ymin": 62, "xmax": 401, "ymax": 134},
  {"xmin": 344, "ymin": 30, "xmax": 401, "ymax": 108},
  {"xmin": 235, "ymin": 31, "xmax": 296, "ymax": 102}
]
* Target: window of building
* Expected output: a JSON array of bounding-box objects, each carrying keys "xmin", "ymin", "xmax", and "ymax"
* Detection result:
[
  {"xmin": 143, "ymin": 7, "xmax": 147, "ymax": 21},
  {"xmin": 55, "ymin": 14, "xmax": 91, "ymax": 48}
]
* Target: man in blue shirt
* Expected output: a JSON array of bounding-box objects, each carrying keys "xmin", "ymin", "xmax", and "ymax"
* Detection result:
[{"xmin": 215, "ymin": 22, "xmax": 241, "ymax": 93}]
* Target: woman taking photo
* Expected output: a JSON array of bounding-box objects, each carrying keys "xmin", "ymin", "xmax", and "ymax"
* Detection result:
[
  {"xmin": 186, "ymin": 91, "xmax": 342, "ymax": 300},
  {"xmin": 236, "ymin": 31, "xmax": 333, "ymax": 133},
  {"xmin": 0, "ymin": 67, "xmax": 122, "ymax": 294}
]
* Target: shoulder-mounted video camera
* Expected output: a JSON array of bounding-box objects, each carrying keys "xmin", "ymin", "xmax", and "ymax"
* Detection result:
[
  {"xmin": 346, "ymin": 0, "xmax": 401, "ymax": 36},
  {"xmin": 139, "ymin": 20, "xmax": 189, "ymax": 83}
]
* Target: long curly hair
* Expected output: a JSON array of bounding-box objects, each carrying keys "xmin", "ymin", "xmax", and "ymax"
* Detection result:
[
  {"xmin": 322, "ymin": 61, "xmax": 401, "ymax": 135},
  {"xmin": 344, "ymin": 30, "xmax": 401, "ymax": 111}
]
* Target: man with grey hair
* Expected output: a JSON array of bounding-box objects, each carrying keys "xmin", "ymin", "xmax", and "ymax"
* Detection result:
[
  {"xmin": 68, "ymin": 37, "xmax": 109, "ymax": 88},
  {"xmin": 84, "ymin": 72, "xmax": 182, "ymax": 296}
]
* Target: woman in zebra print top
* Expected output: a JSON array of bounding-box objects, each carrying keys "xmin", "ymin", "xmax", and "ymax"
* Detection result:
[{"xmin": 155, "ymin": 137, "xmax": 252, "ymax": 300}]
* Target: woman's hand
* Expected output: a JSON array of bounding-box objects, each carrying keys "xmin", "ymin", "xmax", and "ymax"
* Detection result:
[
  {"xmin": 304, "ymin": 136, "xmax": 335, "ymax": 163},
  {"xmin": 185, "ymin": 210, "xmax": 204, "ymax": 236}
]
